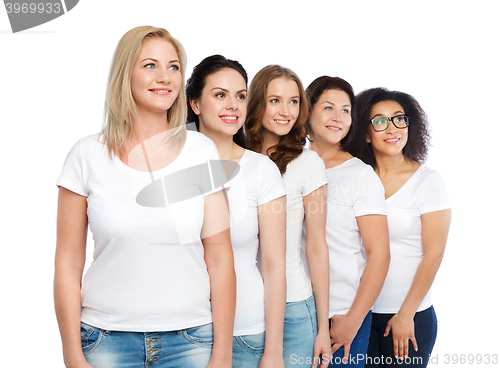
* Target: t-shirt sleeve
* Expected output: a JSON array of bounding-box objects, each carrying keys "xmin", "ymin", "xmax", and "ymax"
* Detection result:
[
  {"xmin": 56, "ymin": 140, "xmax": 88, "ymax": 197},
  {"xmin": 257, "ymin": 156, "xmax": 286, "ymax": 206},
  {"xmin": 302, "ymin": 151, "xmax": 328, "ymax": 196},
  {"xmin": 353, "ymin": 166, "xmax": 387, "ymax": 217},
  {"xmin": 418, "ymin": 170, "xmax": 451, "ymax": 214}
]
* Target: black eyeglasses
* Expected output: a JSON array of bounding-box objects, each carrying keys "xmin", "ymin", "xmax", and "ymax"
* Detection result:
[{"xmin": 370, "ymin": 114, "xmax": 409, "ymax": 132}]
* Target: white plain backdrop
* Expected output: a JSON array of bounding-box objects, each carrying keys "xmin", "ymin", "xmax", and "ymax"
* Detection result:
[{"xmin": 1, "ymin": 1, "xmax": 498, "ymax": 366}]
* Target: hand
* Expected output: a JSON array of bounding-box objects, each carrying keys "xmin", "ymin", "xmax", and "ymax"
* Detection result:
[
  {"xmin": 312, "ymin": 329, "xmax": 332, "ymax": 368},
  {"xmin": 258, "ymin": 351, "xmax": 285, "ymax": 368},
  {"xmin": 329, "ymin": 314, "xmax": 360, "ymax": 364},
  {"xmin": 384, "ymin": 313, "xmax": 418, "ymax": 360}
]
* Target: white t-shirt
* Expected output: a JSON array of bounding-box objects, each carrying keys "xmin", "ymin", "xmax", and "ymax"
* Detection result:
[
  {"xmin": 282, "ymin": 149, "xmax": 328, "ymax": 302},
  {"xmin": 309, "ymin": 158, "xmax": 387, "ymax": 317},
  {"xmin": 56, "ymin": 131, "xmax": 225, "ymax": 332},
  {"xmin": 227, "ymin": 150, "xmax": 286, "ymax": 335},
  {"xmin": 373, "ymin": 165, "xmax": 451, "ymax": 313}
]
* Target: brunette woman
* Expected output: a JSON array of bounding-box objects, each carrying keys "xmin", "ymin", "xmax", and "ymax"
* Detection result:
[
  {"xmin": 187, "ymin": 55, "xmax": 287, "ymax": 368},
  {"xmin": 348, "ymin": 87, "xmax": 451, "ymax": 367},
  {"xmin": 305, "ymin": 76, "xmax": 390, "ymax": 368},
  {"xmin": 246, "ymin": 65, "xmax": 331, "ymax": 368},
  {"xmin": 54, "ymin": 27, "xmax": 236, "ymax": 368}
]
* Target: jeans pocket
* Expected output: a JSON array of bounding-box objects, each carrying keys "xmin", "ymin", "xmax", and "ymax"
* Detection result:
[
  {"xmin": 181, "ymin": 323, "xmax": 213, "ymax": 349},
  {"xmin": 284, "ymin": 300, "xmax": 312, "ymax": 324},
  {"xmin": 235, "ymin": 332, "xmax": 265, "ymax": 355},
  {"xmin": 81, "ymin": 322, "xmax": 104, "ymax": 356}
]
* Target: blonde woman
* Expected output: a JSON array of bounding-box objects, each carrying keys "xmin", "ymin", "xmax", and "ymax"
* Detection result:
[{"xmin": 54, "ymin": 26, "xmax": 236, "ymax": 368}]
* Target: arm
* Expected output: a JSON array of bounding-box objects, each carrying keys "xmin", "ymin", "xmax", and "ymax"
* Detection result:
[
  {"xmin": 384, "ymin": 209, "xmax": 451, "ymax": 360},
  {"xmin": 54, "ymin": 187, "xmax": 93, "ymax": 368},
  {"xmin": 303, "ymin": 185, "xmax": 332, "ymax": 368},
  {"xmin": 257, "ymin": 196, "xmax": 287, "ymax": 368},
  {"xmin": 202, "ymin": 189, "xmax": 236, "ymax": 368},
  {"xmin": 329, "ymin": 214, "xmax": 390, "ymax": 362}
]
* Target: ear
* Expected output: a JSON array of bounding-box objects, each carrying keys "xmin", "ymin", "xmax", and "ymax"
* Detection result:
[
  {"xmin": 365, "ymin": 134, "xmax": 371, "ymax": 143},
  {"xmin": 189, "ymin": 99, "xmax": 201, "ymax": 115}
]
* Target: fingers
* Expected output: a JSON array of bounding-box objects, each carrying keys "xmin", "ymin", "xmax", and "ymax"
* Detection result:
[
  {"xmin": 331, "ymin": 342, "xmax": 342, "ymax": 355},
  {"xmin": 411, "ymin": 335, "xmax": 419, "ymax": 353},
  {"xmin": 383, "ymin": 321, "xmax": 392, "ymax": 337},
  {"xmin": 343, "ymin": 344, "xmax": 351, "ymax": 364}
]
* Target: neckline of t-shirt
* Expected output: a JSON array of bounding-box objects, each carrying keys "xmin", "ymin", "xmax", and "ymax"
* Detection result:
[
  {"xmin": 385, "ymin": 164, "xmax": 424, "ymax": 201},
  {"xmin": 113, "ymin": 132, "xmax": 189, "ymax": 176},
  {"xmin": 326, "ymin": 157, "xmax": 357, "ymax": 171}
]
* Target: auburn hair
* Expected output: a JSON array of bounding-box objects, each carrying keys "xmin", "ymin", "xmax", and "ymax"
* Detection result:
[{"xmin": 245, "ymin": 65, "xmax": 308, "ymax": 174}]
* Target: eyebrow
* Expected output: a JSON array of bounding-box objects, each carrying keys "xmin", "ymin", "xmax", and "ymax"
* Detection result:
[
  {"xmin": 140, "ymin": 58, "xmax": 180, "ymax": 63},
  {"xmin": 372, "ymin": 110, "xmax": 405, "ymax": 117},
  {"xmin": 267, "ymin": 95, "xmax": 300, "ymax": 99},
  {"xmin": 212, "ymin": 87, "xmax": 247, "ymax": 93},
  {"xmin": 323, "ymin": 101, "xmax": 351, "ymax": 107}
]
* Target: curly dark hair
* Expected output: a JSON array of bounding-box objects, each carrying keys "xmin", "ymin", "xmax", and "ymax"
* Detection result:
[
  {"xmin": 305, "ymin": 76, "xmax": 355, "ymax": 147},
  {"xmin": 346, "ymin": 87, "xmax": 431, "ymax": 167},
  {"xmin": 245, "ymin": 65, "xmax": 308, "ymax": 174},
  {"xmin": 185, "ymin": 54, "xmax": 248, "ymax": 147}
]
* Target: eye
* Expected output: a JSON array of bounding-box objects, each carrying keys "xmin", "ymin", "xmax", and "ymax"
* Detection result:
[
  {"xmin": 144, "ymin": 63, "xmax": 155, "ymax": 69},
  {"xmin": 270, "ymin": 98, "xmax": 279, "ymax": 104},
  {"xmin": 290, "ymin": 99, "xmax": 299, "ymax": 105},
  {"xmin": 325, "ymin": 106, "xmax": 333, "ymax": 111},
  {"xmin": 342, "ymin": 109, "xmax": 350, "ymax": 114},
  {"xmin": 237, "ymin": 93, "xmax": 246, "ymax": 100},
  {"xmin": 169, "ymin": 64, "xmax": 180, "ymax": 71},
  {"xmin": 215, "ymin": 92, "xmax": 225, "ymax": 98}
]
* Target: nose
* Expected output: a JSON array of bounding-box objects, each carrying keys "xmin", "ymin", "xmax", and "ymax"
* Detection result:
[
  {"xmin": 279, "ymin": 102, "xmax": 290, "ymax": 117},
  {"xmin": 226, "ymin": 95, "xmax": 238, "ymax": 110},
  {"xmin": 331, "ymin": 109, "xmax": 342, "ymax": 122},
  {"xmin": 156, "ymin": 68, "xmax": 171, "ymax": 84}
]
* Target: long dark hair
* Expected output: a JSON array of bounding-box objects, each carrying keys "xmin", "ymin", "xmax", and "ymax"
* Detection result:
[
  {"xmin": 245, "ymin": 65, "xmax": 308, "ymax": 174},
  {"xmin": 347, "ymin": 87, "xmax": 431, "ymax": 167},
  {"xmin": 186, "ymin": 54, "xmax": 248, "ymax": 147}
]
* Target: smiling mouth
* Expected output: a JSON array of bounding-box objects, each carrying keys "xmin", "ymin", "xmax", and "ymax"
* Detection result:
[
  {"xmin": 274, "ymin": 119, "xmax": 290, "ymax": 126},
  {"xmin": 149, "ymin": 89, "xmax": 171, "ymax": 94},
  {"xmin": 326, "ymin": 126, "xmax": 341, "ymax": 131},
  {"xmin": 384, "ymin": 137, "xmax": 401, "ymax": 143},
  {"xmin": 219, "ymin": 115, "xmax": 239, "ymax": 124}
]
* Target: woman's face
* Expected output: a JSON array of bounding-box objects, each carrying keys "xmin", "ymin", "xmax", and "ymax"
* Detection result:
[
  {"xmin": 261, "ymin": 77, "xmax": 300, "ymax": 137},
  {"xmin": 190, "ymin": 68, "xmax": 247, "ymax": 138},
  {"xmin": 309, "ymin": 89, "xmax": 351, "ymax": 146},
  {"xmin": 130, "ymin": 38, "xmax": 182, "ymax": 117},
  {"xmin": 367, "ymin": 100, "xmax": 408, "ymax": 157}
]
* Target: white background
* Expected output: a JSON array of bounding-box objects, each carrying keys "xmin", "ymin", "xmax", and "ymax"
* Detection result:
[{"xmin": 1, "ymin": 1, "xmax": 498, "ymax": 366}]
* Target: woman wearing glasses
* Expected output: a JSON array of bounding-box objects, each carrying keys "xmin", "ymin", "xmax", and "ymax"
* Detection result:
[
  {"xmin": 305, "ymin": 77, "xmax": 390, "ymax": 367},
  {"xmin": 348, "ymin": 88, "xmax": 451, "ymax": 367}
]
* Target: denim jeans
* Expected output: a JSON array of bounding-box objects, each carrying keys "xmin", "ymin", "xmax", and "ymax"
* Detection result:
[
  {"xmin": 283, "ymin": 294, "xmax": 318, "ymax": 368},
  {"xmin": 366, "ymin": 306, "xmax": 437, "ymax": 367},
  {"xmin": 328, "ymin": 311, "xmax": 372, "ymax": 367},
  {"xmin": 81, "ymin": 322, "xmax": 213, "ymax": 368},
  {"xmin": 232, "ymin": 331, "xmax": 266, "ymax": 367}
]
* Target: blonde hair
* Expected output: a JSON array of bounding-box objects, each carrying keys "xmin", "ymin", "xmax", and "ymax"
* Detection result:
[{"xmin": 101, "ymin": 26, "xmax": 187, "ymax": 156}]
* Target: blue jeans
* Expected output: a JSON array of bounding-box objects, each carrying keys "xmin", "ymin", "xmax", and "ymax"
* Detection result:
[
  {"xmin": 81, "ymin": 322, "xmax": 213, "ymax": 368},
  {"xmin": 232, "ymin": 331, "xmax": 266, "ymax": 367},
  {"xmin": 283, "ymin": 294, "xmax": 318, "ymax": 368},
  {"xmin": 328, "ymin": 311, "xmax": 372, "ymax": 367},
  {"xmin": 366, "ymin": 306, "xmax": 437, "ymax": 367}
]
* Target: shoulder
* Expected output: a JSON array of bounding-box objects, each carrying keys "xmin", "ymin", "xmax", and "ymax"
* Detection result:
[
  {"xmin": 291, "ymin": 148, "xmax": 326, "ymax": 169},
  {"xmin": 413, "ymin": 165, "xmax": 446, "ymax": 186},
  {"xmin": 185, "ymin": 130, "xmax": 216, "ymax": 148}
]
